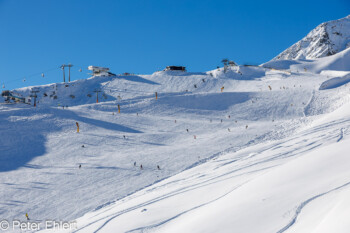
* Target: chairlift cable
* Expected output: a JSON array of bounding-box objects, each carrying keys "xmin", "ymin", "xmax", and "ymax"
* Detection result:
[{"xmin": 2, "ymin": 66, "xmax": 60, "ymax": 86}]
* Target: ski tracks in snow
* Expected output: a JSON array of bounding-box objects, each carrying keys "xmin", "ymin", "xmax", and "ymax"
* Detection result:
[
  {"xmin": 337, "ymin": 128, "xmax": 345, "ymax": 142},
  {"xmin": 100, "ymin": 182, "xmax": 249, "ymax": 233},
  {"xmin": 277, "ymin": 181, "xmax": 350, "ymax": 233},
  {"xmin": 73, "ymin": 113, "xmax": 350, "ymax": 233}
]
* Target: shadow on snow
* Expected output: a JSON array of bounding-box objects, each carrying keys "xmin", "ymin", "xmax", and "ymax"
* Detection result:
[{"xmin": 0, "ymin": 106, "xmax": 141, "ymax": 172}]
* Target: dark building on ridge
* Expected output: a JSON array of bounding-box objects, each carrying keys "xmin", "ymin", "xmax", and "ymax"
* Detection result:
[{"xmin": 164, "ymin": 66, "xmax": 186, "ymax": 72}]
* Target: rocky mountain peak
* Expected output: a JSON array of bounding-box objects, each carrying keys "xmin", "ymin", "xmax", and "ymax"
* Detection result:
[{"xmin": 273, "ymin": 15, "xmax": 350, "ymax": 60}]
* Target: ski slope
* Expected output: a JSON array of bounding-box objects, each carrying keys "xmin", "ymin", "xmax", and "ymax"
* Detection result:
[
  {"xmin": 1, "ymin": 52, "xmax": 350, "ymax": 232},
  {"xmin": 44, "ymin": 100, "xmax": 350, "ymax": 233}
]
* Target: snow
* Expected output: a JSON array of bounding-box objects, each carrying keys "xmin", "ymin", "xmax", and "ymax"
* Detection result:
[
  {"xmin": 273, "ymin": 15, "xmax": 350, "ymax": 60},
  {"xmin": 264, "ymin": 46, "xmax": 350, "ymax": 74},
  {"xmin": 38, "ymin": 102, "xmax": 350, "ymax": 233},
  {"xmin": 319, "ymin": 73, "xmax": 350, "ymax": 90},
  {"xmin": 2, "ymin": 15, "xmax": 350, "ymax": 233},
  {"xmin": 35, "ymin": 97, "xmax": 350, "ymax": 233}
]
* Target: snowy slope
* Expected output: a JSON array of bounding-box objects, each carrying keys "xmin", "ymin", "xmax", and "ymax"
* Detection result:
[
  {"xmin": 264, "ymin": 46, "xmax": 350, "ymax": 74},
  {"xmin": 1, "ymin": 58, "xmax": 350, "ymax": 233},
  {"xmin": 45, "ymin": 100, "xmax": 350, "ymax": 233},
  {"xmin": 273, "ymin": 15, "xmax": 350, "ymax": 60}
]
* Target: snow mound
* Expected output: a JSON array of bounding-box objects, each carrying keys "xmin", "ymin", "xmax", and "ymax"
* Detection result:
[{"xmin": 319, "ymin": 73, "xmax": 350, "ymax": 90}]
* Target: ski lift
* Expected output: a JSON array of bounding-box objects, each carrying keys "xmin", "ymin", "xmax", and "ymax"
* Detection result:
[
  {"xmin": 79, "ymin": 68, "xmax": 82, "ymax": 72},
  {"xmin": 41, "ymin": 73, "xmax": 45, "ymax": 77}
]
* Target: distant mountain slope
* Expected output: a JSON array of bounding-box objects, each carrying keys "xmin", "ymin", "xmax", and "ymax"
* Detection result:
[{"xmin": 273, "ymin": 15, "xmax": 350, "ymax": 60}]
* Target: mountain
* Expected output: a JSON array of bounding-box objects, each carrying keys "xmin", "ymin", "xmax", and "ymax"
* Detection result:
[
  {"xmin": 2, "ymin": 62, "xmax": 350, "ymax": 233},
  {"xmin": 3, "ymin": 15, "xmax": 350, "ymax": 233},
  {"xmin": 17, "ymin": 65, "xmax": 349, "ymax": 233},
  {"xmin": 273, "ymin": 15, "xmax": 350, "ymax": 60}
]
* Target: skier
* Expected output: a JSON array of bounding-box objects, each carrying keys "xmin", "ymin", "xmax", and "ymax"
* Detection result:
[
  {"xmin": 140, "ymin": 164, "xmax": 143, "ymax": 170},
  {"xmin": 82, "ymin": 145, "xmax": 85, "ymax": 148},
  {"xmin": 186, "ymin": 129, "xmax": 189, "ymax": 132},
  {"xmin": 157, "ymin": 165, "xmax": 160, "ymax": 170},
  {"xmin": 76, "ymin": 122, "xmax": 80, "ymax": 133},
  {"xmin": 134, "ymin": 161, "xmax": 136, "ymax": 166},
  {"xmin": 79, "ymin": 164, "xmax": 81, "ymax": 169},
  {"xmin": 25, "ymin": 213, "xmax": 29, "ymax": 220}
]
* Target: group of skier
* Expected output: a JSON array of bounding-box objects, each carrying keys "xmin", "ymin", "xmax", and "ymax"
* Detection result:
[{"xmin": 133, "ymin": 161, "xmax": 161, "ymax": 170}]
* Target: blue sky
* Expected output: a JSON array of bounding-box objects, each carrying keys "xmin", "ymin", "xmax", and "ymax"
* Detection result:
[{"xmin": 0, "ymin": 0, "xmax": 349, "ymax": 89}]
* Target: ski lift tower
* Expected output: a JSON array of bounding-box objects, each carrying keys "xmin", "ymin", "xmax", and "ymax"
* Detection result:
[
  {"xmin": 30, "ymin": 88, "xmax": 40, "ymax": 107},
  {"xmin": 60, "ymin": 64, "xmax": 74, "ymax": 82},
  {"xmin": 93, "ymin": 89, "xmax": 102, "ymax": 103}
]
